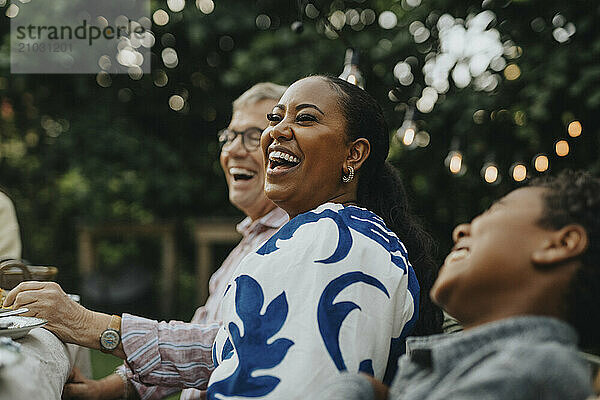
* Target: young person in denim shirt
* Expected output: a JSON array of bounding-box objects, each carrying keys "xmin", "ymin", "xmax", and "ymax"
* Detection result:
[{"xmin": 325, "ymin": 170, "xmax": 599, "ymax": 400}]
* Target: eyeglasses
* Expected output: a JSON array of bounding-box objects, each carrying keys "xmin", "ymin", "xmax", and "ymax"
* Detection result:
[{"xmin": 217, "ymin": 127, "xmax": 262, "ymax": 152}]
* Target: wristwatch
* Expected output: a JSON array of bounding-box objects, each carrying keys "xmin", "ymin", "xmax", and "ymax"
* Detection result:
[{"xmin": 99, "ymin": 314, "xmax": 122, "ymax": 353}]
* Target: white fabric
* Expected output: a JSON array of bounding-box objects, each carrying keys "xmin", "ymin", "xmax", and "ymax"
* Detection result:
[
  {"xmin": 207, "ymin": 203, "xmax": 419, "ymax": 399},
  {"xmin": 0, "ymin": 328, "xmax": 72, "ymax": 400},
  {"xmin": 0, "ymin": 191, "xmax": 21, "ymax": 259}
]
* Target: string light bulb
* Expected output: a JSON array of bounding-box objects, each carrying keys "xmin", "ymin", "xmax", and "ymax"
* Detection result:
[
  {"xmin": 533, "ymin": 154, "xmax": 549, "ymax": 172},
  {"xmin": 555, "ymin": 140, "xmax": 569, "ymax": 157},
  {"xmin": 511, "ymin": 163, "xmax": 527, "ymax": 182},
  {"xmin": 339, "ymin": 48, "xmax": 365, "ymax": 88},
  {"xmin": 568, "ymin": 121, "xmax": 582, "ymax": 137},
  {"xmin": 402, "ymin": 128, "xmax": 416, "ymax": 146},
  {"xmin": 481, "ymin": 163, "xmax": 499, "ymax": 184},
  {"xmin": 395, "ymin": 107, "xmax": 416, "ymax": 148},
  {"xmin": 446, "ymin": 151, "xmax": 463, "ymax": 174}
]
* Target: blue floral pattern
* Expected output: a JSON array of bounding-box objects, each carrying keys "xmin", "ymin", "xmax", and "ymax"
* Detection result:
[
  {"xmin": 207, "ymin": 275, "xmax": 294, "ymax": 399},
  {"xmin": 208, "ymin": 203, "xmax": 419, "ymax": 397}
]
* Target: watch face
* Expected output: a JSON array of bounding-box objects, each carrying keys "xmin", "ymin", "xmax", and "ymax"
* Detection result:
[{"xmin": 100, "ymin": 329, "xmax": 120, "ymax": 350}]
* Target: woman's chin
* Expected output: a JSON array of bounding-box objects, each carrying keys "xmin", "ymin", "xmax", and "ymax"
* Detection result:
[{"xmin": 265, "ymin": 185, "xmax": 290, "ymax": 205}]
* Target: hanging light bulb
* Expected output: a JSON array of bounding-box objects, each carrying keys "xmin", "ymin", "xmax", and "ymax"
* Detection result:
[
  {"xmin": 533, "ymin": 154, "xmax": 549, "ymax": 172},
  {"xmin": 555, "ymin": 140, "xmax": 569, "ymax": 157},
  {"xmin": 394, "ymin": 106, "xmax": 417, "ymax": 148},
  {"xmin": 444, "ymin": 138, "xmax": 465, "ymax": 176},
  {"xmin": 567, "ymin": 121, "xmax": 582, "ymax": 137},
  {"xmin": 402, "ymin": 127, "xmax": 416, "ymax": 146},
  {"xmin": 445, "ymin": 151, "xmax": 463, "ymax": 174},
  {"xmin": 481, "ymin": 163, "xmax": 499, "ymax": 184},
  {"xmin": 511, "ymin": 163, "xmax": 527, "ymax": 182},
  {"xmin": 339, "ymin": 48, "xmax": 365, "ymax": 88}
]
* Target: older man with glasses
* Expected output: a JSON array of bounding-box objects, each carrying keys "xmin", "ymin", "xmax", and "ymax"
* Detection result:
[{"xmin": 59, "ymin": 82, "xmax": 288, "ymax": 400}]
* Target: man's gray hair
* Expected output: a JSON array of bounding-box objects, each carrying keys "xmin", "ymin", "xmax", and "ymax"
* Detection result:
[{"xmin": 232, "ymin": 82, "xmax": 287, "ymax": 111}]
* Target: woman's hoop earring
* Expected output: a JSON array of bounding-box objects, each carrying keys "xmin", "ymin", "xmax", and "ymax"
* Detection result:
[{"xmin": 342, "ymin": 166, "xmax": 355, "ymax": 183}]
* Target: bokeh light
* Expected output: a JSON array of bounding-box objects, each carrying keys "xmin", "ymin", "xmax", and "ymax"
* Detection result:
[
  {"xmin": 96, "ymin": 72, "xmax": 112, "ymax": 88},
  {"xmin": 512, "ymin": 163, "xmax": 527, "ymax": 182},
  {"xmin": 6, "ymin": 4, "xmax": 19, "ymax": 18},
  {"xmin": 153, "ymin": 70, "xmax": 168, "ymax": 87},
  {"xmin": 153, "ymin": 10, "xmax": 169, "ymax": 26},
  {"xmin": 329, "ymin": 10, "xmax": 346, "ymax": 30},
  {"xmin": 550, "ymin": 14, "xmax": 576, "ymax": 43},
  {"xmin": 415, "ymin": 131, "xmax": 430, "ymax": 147},
  {"xmin": 98, "ymin": 55, "xmax": 112, "ymax": 71},
  {"xmin": 568, "ymin": 121, "xmax": 582, "ymax": 137},
  {"xmin": 128, "ymin": 66, "xmax": 143, "ymax": 80},
  {"xmin": 504, "ymin": 64, "xmax": 521, "ymax": 80},
  {"xmin": 555, "ymin": 140, "xmax": 569, "ymax": 157},
  {"xmin": 447, "ymin": 151, "xmax": 463, "ymax": 174},
  {"xmin": 196, "ymin": 0, "xmax": 214, "ymax": 14},
  {"xmin": 256, "ymin": 14, "xmax": 271, "ymax": 30},
  {"xmin": 169, "ymin": 95, "xmax": 185, "ymax": 111},
  {"xmin": 482, "ymin": 164, "xmax": 499, "ymax": 184},
  {"xmin": 406, "ymin": 0, "xmax": 422, "ymax": 7},
  {"xmin": 162, "ymin": 48, "xmax": 179, "ymax": 68},
  {"xmin": 378, "ymin": 11, "xmax": 398, "ymax": 30},
  {"xmin": 345, "ymin": 9, "xmax": 360, "ymax": 27},
  {"xmin": 533, "ymin": 154, "xmax": 549, "ymax": 172},
  {"xmin": 360, "ymin": 9, "xmax": 376, "ymax": 25},
  {"xmin": 415, "ymin": 10, "xmax": 505, "ymax": 100},
  {"xmin": 305, "ymin": 4, "xmax": 319, "ymax": 19},
  {"xmin": 167, "ymin": 0, "xmax": 185, "ymax": 12},
  {"xmin": 402, "ymin": 128, "xmax": 416, "ymax": 146},
  {"xmin": 473, "ymin": 109, "xmax": 487, "ymax": 124}
]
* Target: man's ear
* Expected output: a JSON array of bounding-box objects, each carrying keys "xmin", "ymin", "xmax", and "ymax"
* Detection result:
[
  {"xmin": 346, "ymin": 138, "xmax": 370, "ymax": 171},
  {"xmin": 531, "ymin": 224, "xmax": 589, "ymax": 266}
]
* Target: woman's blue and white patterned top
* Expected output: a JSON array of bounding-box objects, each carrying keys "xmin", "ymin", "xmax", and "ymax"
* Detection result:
[{"xmin": 207, "ymin": 203, "xmax": 420, "ymax": 399}]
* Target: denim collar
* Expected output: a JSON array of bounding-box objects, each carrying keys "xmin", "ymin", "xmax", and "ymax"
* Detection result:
[{"xmin": 406, "ymin": 316, "xmax": 578, "ymax": 372}]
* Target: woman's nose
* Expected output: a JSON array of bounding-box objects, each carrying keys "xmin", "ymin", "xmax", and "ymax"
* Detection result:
[
  {"xmin": 268, "ymin": 122, "xmax": 293, "ymax": 141},
  {"xmin": 452, "ymin": 223, "xmax": 470, "ymax": 243}
]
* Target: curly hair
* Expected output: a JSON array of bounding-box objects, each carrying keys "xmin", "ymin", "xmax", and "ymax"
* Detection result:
[
  {"xmin": 318, "ymin": 76, "xmax": 443, "ymax": 341},
  {"xmin": 529, "ymin": 170, "xmax": 600, "ymax": 351}
]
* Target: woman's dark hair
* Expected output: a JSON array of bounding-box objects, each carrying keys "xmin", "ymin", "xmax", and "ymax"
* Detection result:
[
  {"xmin": 529, "ymin": 170, "xmax": 600, "ymax": 351},
  {"xmin": 319, "ymin": 75, "xmax": 443, "ymax": 336}
]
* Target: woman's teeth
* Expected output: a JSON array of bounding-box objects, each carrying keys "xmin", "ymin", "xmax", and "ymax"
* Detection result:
[{"xmin": 269, "ymin": 151, "xmax": 300, "ymax": 164}]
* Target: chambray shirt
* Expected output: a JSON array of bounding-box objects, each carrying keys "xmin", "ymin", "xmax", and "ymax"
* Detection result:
[{"xmin": 324, "ymin": 316, "xmax": 594, "ymax": 400}]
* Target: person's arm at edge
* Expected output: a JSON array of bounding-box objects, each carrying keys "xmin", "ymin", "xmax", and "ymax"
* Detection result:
[
  {"xmin": 322, "ymin": 373, "xmax": 388, "ymax": 400},
  {"xmin": 120, "ymin": 313, "xmax": 217, "ymax": 389},
  {"xmin": 364, "ymin": 374, "xmax": 389, "ymax": 400},
  {"xmin": 3, "ymin": 281, "xmax": 127, "ymax": 358},
  {"xmin": 63, "ymin": 367, "xmax": 140, "ymax": 400}
]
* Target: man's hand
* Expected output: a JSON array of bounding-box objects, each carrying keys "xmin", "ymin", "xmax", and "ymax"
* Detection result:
[
  {"xmin": 63, "ymin": 368, "xmax": 130, "ymax": 400},
  {"xmin": 63, "ymin": 367, "xmax": 105, "ymax": 400}
]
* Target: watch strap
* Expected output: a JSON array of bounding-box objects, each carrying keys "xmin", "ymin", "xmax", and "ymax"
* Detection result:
[
  {"xmin": 100, "ymin": 314, "xmax": 122, "ymax": 353},
  {"xmin": 108, "ymin": 314, "xmax": 122, "ymax": 333}
]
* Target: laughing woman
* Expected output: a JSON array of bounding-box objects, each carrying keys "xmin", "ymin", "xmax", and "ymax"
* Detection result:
[
  {"xmin": 205, "ymin": 76, "xmax": 442, "ymax": 399},
  {"xmin": 4, "ymin": 76, "xmax": 442, "ymax": 399}
]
